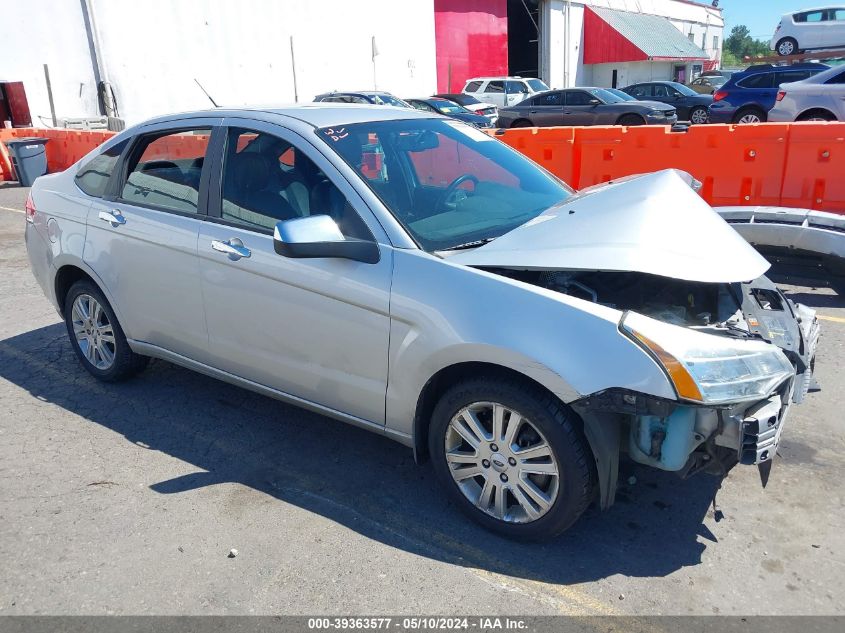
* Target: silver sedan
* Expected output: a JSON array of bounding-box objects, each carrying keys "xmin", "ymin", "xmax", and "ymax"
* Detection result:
[{"xmin": 24, "ymin": 105, "xmax": 818, "ymax": 539}]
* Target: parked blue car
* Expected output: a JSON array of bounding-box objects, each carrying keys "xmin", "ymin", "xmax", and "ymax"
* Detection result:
[{"xmin": 708, "ymin": 63, "xmax": 829, "ymax": 124}]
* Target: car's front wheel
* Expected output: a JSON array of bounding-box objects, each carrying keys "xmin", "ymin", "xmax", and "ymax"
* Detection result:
[
  {"xmin": 429, "ymin": 376, "xmax": 595, "ymax": 540},
  {"xmin": 64, "ymin": 280, "xmax": 148, "ymax": 382}
]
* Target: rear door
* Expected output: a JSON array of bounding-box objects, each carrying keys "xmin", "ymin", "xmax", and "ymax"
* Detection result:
[
  {"xmin": 796, "ymin": 9, "xmax": 827, "ymax": 48},
  {"xmin": 197, "ymin": 118, "xmax": 392, "ymax": 424},
  {"xmin": 563, "ymin": 90, "xmax": 600, "ymax": 125},
  {"xmin": 526, "ymin": 91, "xmax": 565, "ymax": 126},
  {"xmin": 825, "ymin": 8, "xmax": 845, "ymax": 47},
  {"xmin": 84, "ymin": 120, "xmax": 220, "ymax": 362},
  {"xmin": 481, "ymin": 80, "xmax": 507, "ymax": 107}
]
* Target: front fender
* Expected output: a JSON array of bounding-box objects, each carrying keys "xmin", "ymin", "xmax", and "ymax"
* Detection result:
[{"xmin": 384, "ymin": 249, "xmax": 675, "ymax": 439}]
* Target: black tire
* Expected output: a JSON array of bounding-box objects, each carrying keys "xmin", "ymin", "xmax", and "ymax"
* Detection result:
[
  {"xmin": 776, "ymin": 37, "xmax": 798, "ymax": 56},
  {"xmin": 428, "ymin": 376, "xmax": 595, "ymax": 540},
  {"xmin": 797, "ymin": 109, "xmax": 836, "ymax": 122},
  {"xmin": 64, "ymin": 280, "xmax": 148, "ymax": 382},
  {"xmin": 689, "ymin": 106, "xmax": 709, "ymax": 125},
  {"xmin": 618, "ymin": 114, "xmax": 645, "ymax": 127},
  {"xmin": 733, "ymin": 107, "xmax": 766, "ymax": 124},
  {"xmin": 510, "ymin": 119, "xmax": 533, "ymax": 128}
]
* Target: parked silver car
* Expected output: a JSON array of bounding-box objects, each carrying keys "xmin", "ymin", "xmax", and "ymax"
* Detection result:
[
  {"xmin": 769, "ymin": 64, "xmax": 845, "ymax": 122},
  {"xmin": 24, "ymin": 105, "xmax": 819, "ymax": 539}
]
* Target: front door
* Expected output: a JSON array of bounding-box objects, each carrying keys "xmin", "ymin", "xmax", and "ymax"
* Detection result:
[
  {"xmin": 84, "ymin": 121, "xmax": 219, "ymax": 361},
  {"xmin": 198, "ymin": 120, "xmax": 392, "ymax": 425},
  {"xmin": 562, "ymin": 90, "xmax": 600, "ymax": 126}
]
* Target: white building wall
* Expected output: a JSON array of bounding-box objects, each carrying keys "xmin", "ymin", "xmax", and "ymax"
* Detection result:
[
  {"xmin": 1, "ymin": 0, "xmax": 437, "ymax": 125},
  {"xmin": 543, "ymin": 0, "xmax": 724, "ymax": 89},
  {"xmin": 0, "ymin": 0, "xmax": 99, "ymax": 126}
]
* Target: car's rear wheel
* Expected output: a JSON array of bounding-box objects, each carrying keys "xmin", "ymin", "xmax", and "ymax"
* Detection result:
[
  {"xmin": 64, "ymin": 280, "xmax": 148, "ymax": 382},
  {"xmin": 689, "ymin": 106, "xmax": 709, "ymax": 125},
  {"xmin": 618, "ymin": 114, "xmax": 645, "ymax": 126},
  {"xmin": 510, "ymin": 119, "xmax": 533, "ymax": 128},
  {"xmin": 776, "ymin": 37, "xmax": 798, "ymax": 56},
  {"xmin": 734, "ymin": 107, "xmax": 766, "ymax": 124},
  {"xmin": 429, "ymin": 376, "xmax": 594, "ymax": 540}
]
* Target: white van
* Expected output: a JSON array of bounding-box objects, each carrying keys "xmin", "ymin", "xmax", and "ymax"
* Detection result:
[
  {"xmin": 770, "ymin": 7, "xmax": 845, "ymax": 55},
  {"xmin": 462, "ymin": 76, "xmax": 550, "ymax": 108}
]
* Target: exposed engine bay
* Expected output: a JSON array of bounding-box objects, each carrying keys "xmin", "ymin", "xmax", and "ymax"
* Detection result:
[{"xmin": 481, "ymin": 266, "xmax": 821, "ymax": 505}]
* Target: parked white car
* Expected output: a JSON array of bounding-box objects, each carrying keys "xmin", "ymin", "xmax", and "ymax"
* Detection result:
[
  {"xmin": 770, "ymin": 6, "xmax": 845, "ymax": 55},
  {"xmin": 462, "ymin": 76, "xmax": 550, "ymax": 108},
  {"xmin": 769, "ymin": 64, "xmax": 845, "ymax": 120}
]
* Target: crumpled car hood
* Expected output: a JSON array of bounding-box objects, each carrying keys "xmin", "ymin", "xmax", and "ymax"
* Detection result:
[{"xmin": 447, "ymin": 169, "xmax": 770, "ymax": 283}]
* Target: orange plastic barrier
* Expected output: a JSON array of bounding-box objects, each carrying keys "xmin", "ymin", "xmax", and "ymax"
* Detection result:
[
  {"xmin": 2, "ymin": 123, "xmax": 844, "ymax": 215},
  {"xmin": 492, "ymin": 122, "xmax": 845, "ymax": 214},
  {"xmin": 0, "ymin": 127, "xmax": 116, "ymax": 181}
]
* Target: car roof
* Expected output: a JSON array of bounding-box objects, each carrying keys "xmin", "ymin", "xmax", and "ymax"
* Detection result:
[
  {"xmin": 137, "ymin": 104, "xmax": 434, "ymax": 129},
  {"xmin": 741, "ymin": 62, "xmax": 830, "ymax": 74}
]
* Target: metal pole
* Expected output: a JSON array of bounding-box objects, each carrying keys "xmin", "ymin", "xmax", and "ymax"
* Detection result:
[
  {"xmin": 43, "ymin": 64, "xmax": 57, "ymax": 127},
  {"xmin": 448, "ymin": 62, "xmax": 452, "ymax": 93},
  {"xmin": 290, "ymin": 36, "xmax": 299, "ymax": 103}
]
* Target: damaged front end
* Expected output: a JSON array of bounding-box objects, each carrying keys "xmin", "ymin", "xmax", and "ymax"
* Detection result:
[
  {"xmin": 446, "ymin": 170, "xmax": 821, "ymax": 508},
  {"xmin": 488, "ymin": 267, "xmax": 820, "ymax": 508}
]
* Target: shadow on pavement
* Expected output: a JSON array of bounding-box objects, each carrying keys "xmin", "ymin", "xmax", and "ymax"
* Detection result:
[{"xmin": 1, "ymin": 322, "xmax": 725, "ymax": 586}]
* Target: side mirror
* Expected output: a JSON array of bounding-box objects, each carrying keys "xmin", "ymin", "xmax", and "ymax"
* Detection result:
[
  {"xmin": 273, "ymin": 215, "xmax": 380, "ymax": 264},
  {"xmin": 589, "ymin": 98, "xmax": 602, "ymax": 105}
]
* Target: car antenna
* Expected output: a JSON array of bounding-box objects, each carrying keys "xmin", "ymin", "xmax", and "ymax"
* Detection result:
[{"xmin": 194, "ymin": 78, "xmax": 219, "ymax": 107}]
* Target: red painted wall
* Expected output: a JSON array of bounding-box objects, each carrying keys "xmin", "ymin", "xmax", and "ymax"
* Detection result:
[
  {"xmin": 434, "ymin": 0, "xmax": 508, "ymax": 93},
  {"xmin": 582, "ymin": 7, "xmax": 648, "ymax": 65}
]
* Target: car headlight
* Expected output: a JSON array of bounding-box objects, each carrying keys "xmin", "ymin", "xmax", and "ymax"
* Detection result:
[
  {"xmin": 649, "ymin": 109, "xmax": 665, "ymax": 116},
  {"xmin": 621, "ymin": 311, "xmax": 794, "ymax": 404}
]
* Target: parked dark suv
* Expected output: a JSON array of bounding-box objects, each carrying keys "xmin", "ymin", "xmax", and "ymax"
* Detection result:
[{"xmin": 708, "ymin": 63, "xmax": 830, "ymax": 123}]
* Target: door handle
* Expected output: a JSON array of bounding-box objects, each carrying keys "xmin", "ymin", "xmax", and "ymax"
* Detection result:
[
  {"xmin": 98, "ymin": 209, "xmax": 126, "ymax": 226},
  {"xmin": 211, "ymin": 238, "xmax": 251, "ymax": 261}
]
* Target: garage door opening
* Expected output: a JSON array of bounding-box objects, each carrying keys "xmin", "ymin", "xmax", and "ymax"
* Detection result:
[{"xmin": 507, "ymin": 0, "xmax": 540, "ymax": 78}]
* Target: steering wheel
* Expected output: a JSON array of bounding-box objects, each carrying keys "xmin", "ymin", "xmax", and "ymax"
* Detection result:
[{"xmin": 437, "ymin": 174, "xmax": 479, "ymax": 211}]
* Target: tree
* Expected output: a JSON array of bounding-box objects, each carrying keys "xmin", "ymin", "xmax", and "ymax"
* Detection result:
[{"xmin": 723, "ymin": 24, "xmax": 769, "ymax": 65}]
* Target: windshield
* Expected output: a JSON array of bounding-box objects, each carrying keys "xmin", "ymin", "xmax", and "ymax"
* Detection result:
[
  {"xmin": 668, "ymin": 82, "xmax": 698, "ymax": 97},
  {"xmin": 317, "ymin": 119, "xmax": 573, "ymax": 251},
  {"xmin": 527, "ymin": 79, "xmax": 550, "ymax": 92},
  {"xmin": 605, "ymin": 88, "xmax": 635, "ymax": 101},
  {"xmin": 591, "ymin": 88, "xmax": 626, "ymax": 104}
]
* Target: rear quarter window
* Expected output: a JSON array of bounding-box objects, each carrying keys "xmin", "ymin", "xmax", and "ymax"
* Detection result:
[
  {"xmin": 74, "ymin": 139, "xmax": 128, "ymax": 197},
  {"xmin": 464, "ymin": 81, "xmax": 482, "ymax": 92}
]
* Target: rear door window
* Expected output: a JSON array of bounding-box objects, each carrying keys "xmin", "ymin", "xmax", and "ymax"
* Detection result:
[
  {"xmin": 533, "ymin": 92, "xmax": 563, "ymax": 106},
  {"xmin": 738, "ymin": 73, "xmax": 774, "ymax": 89},
  {"xmin": 75, "ymin": 139, "xmax": 128, "ymax": 198},
  {"xmin": 120, "ymin": 129, "xmax": 211, "ymax": 214},
  {"xmin": 778, "ymin": 70, "xmax": 814, "ymax": 84},
  {"xmin": 626, "ymin": 85, "xmax": 651, "ymax": 98},
  {"xmin": 485, "ymin": 81, "xmax": 505, "ymax": 94}
]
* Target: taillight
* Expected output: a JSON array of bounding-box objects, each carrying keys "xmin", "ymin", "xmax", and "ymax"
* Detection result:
[
  {"xmin": 713, "ymin": 90, "xmax": 728, "ymax": 102},
  {"xmin": 776, "ymin": 90, "xmax": 786, "ymax": 102},
  {"xmin": 24, "ymin": 193, "xmax": 36, "ymax": 224},
  {"xmin": 775, "ymin": 24, "xmax": 781, "ymax": 33}
]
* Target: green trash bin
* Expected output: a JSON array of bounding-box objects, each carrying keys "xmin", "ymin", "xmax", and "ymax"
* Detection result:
[{"xmin": 4, "ymin": 137, "xmax": 49, "ymax": 187}]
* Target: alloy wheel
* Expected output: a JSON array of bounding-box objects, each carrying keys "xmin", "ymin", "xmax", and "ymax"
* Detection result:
[
  {"xmin": 71, "ymin": 294, "xmax": 116, "ymax": 370},
  {"xmin": 444, "ymin": 402, "xmax": 560, "ymax": 523},
  {"xmin": 690, "ymin": 108, "xmax": 708, "ymax": 124},
  {"xmin": 778, "ymin": 40, "xmax": 795, "ymax": 55},
  {"xmin": 738, "ymin": 113, "xmax": 762, "ymax": 124}
]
